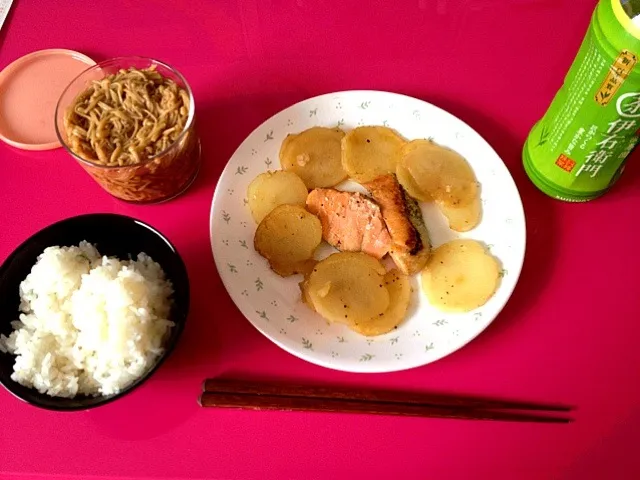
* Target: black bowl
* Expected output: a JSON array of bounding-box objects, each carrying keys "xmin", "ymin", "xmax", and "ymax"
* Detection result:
[{"xmin": 0, "ymin": 213, "xmax": 189, "ymax": 411}]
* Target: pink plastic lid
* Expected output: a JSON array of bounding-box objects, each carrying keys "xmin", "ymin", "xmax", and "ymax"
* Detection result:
[{"xmin": 0, "ymin": 49, "xmax": 95, "ymax": 151}]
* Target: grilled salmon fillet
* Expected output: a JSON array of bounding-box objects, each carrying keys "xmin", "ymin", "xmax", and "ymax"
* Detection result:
[
  {"xmin": 363, "ymin": 174, "xmax": 421, "ymax": 255},
  {"xmin": 306, "ymin": 188, "xmax": 392, "ymax": 259},
  {"xmin": 364, "ymin": 174, "xmax": 431, "ymax": 275}
]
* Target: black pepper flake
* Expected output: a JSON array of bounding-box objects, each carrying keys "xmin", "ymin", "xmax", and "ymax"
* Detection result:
[
  {"xmin": 366, "ymin": 139, "xmax": 371, "ymax": 143},
  {"xmin": 343, "ymin": 305, "xmax": 347, "ymax": 308},
  {"xmin": 393, "ymin": 326, "xmax": 398, "ymax": 329},
  {"xmin": 379, "ymin": 284, "xmax": 383, "ymax": 288},
  {"xmin": 344, "ymin": 314, "xmax": 348, "ymax": 318}
]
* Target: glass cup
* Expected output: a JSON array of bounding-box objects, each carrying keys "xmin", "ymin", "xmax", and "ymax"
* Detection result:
[{"xmin": 55, "ymin": 56, "xmax": 201, "ymax": 204}]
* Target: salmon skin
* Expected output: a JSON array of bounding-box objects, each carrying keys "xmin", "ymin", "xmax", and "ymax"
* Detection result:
[
  {"xmin": 364, "ymin": 174, "xmax": 431, "ymax": 276},
  {"xmin": 363, "ymin": 174, "xmax": 422, "ymax": 255},
  {"xmin": 306, "ymin": 188, "xmax": 391, "ymax": 259}
]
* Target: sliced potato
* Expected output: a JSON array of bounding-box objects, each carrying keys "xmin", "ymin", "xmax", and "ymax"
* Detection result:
[
  {"xmin": 299, "ymin": 277, "xmax": 315, "ymax": 311},
  {"xmin": 247, "ymin": 171, "xmax": 308, "ymax": 223},
  {"xmin": 421, "ymin": 239, "xmax": 499, "ymax": 312},
  {"xmin": 398, "ymin": 139, "xmax": 482, "ymax": 231},
  {"xmin": 271, "ymin": 258, "xmax": 318, "ymax": 278},
  {"xmin": 400, "ymin": 139, "xmax": 478, "ymax": 207},
  {"xmin": 342, "ymin": 126, "xmax": 406, "ymax": 183},
  {"xmin": 254, "ymin": 205, "xmax": 322, "ymax": 277},
  {"xmin": 298, "ymin": 261, "xmax": 318, "ymax": 310},
  {"xmin": 437, "ymin": 195, "xmax": 482, "ymax": 232},
  {"xmin": 311, "ymin": 249, "xmax": 386, "ymax": 274},
  {"xmin": 308, "ymin": 252, "xmax": 389, "ymax": 325},
  {"xmin": 396, "ymin": 164, "xmax": 431, "ymax": 202},
  {"xmin": 280, "ymin": 127, "xmax": 347, "ymax": 189},
  {"xmin": 295, "ymin": 258, "xmax": 318, "ymax": 277},
  {"xmin": 350, "ymin": 269, "xmax": 411, "ymax": 336}
]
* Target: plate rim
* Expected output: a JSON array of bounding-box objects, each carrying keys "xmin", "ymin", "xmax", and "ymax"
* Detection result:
[{"xmin": 209, "ymin": 89, "xmax": 527, "ymax": 373}]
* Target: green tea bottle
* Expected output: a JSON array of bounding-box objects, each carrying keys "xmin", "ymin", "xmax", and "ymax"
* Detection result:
[{"xmin": 523, "ymin": 0, "xmax": 640, "ymax": 201}]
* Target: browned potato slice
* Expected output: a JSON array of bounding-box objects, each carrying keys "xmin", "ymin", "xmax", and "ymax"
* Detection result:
[
  {"xmin": 271, "ymin": 259, "xmax": 318, "ymax": 278},
  {"xmin": 421, "ymin": 239, "xmax": 499, "ymax": 312},
  {"xmin": 400, "ymin": 139, "xmax": 478, "ymax": 207},
  {"xmin": 299, "ymin": 277, "xmax": 315, "ymax": 311},
  {"xmin": 350, "ymin": 269, "xmax": 411, "ymax": 336},
  {"xmin": 437, "ymin": 195, "xmax": 482, "ymax": 232},
  {"xmin": 296, "ymin": 258, "xmax": 318, "ymax": 277},
  {"xmin": 308, "ymin": 252, "xmax": 389, "ymax": 325},
  {"xmin": 342, "ymin": 126, "xmax": 406, "ymax": 183},
  {"xmin": 247, "ymin": 171, "xmax": 308, "ymax": 223},
  {"xmin": 280, "ymin": 127, "xmax": 347, "ymax": 188},
  {"xmin": 298, "ymin": 261, "xmax": 318, "ymax": 311},
  {"xmin": 254, "ymin": 205, "xmax": 322, "ymax": 277},
  {"xmin": 396, "ymin": 164, "xmax": 431, "ymax": 202}
]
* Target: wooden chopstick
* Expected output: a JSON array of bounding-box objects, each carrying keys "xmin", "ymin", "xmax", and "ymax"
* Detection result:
[
  {"xmin": 199, "ymin": 392, "xmax": 571, "ymax": 423},
  {"xmin": 203, "ymin": 378, "xmax": 570, "ymax": 411},
  {"xmin": 200, "ymin": 378, "xmax": 573, "ymax": 423}
]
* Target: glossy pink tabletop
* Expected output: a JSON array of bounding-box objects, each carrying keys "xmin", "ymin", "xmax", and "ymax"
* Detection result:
[{"xmin": 2, "ymin": 1, "xmax": 640, "ymax": 479}]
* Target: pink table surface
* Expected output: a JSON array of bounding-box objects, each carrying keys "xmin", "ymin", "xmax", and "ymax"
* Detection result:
[{"xmin": 1, "ymin": 0, "xmax": 640, "ymax": 479}]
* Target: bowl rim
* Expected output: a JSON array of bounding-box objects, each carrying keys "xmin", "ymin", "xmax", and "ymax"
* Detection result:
[
  {"xmin": 0, "ymin": 212, "xmax": 190, "ymax": 411},
  {"xmin": 53, "ymin": 56, "xmax": 196, "ymax": 170}
]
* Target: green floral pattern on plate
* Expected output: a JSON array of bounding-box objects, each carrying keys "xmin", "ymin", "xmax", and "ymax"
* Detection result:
[{"xmin": 210, "ymin": 91, "xmax": 526, "ymax": 373}]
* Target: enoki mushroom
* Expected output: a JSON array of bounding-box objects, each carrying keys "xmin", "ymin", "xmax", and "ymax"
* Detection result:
[{"xmin": 64, "ymin": 66, "xmax": 190, "ymax": 166}]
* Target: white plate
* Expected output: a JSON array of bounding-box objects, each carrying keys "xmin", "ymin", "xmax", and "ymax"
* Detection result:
[{"xmin": 210, "ymin": 90, "xmax": 526, "ymax": 373}]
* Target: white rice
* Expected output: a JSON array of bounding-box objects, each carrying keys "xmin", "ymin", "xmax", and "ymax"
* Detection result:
[{"xmin": 0, "ymin": 241, "xmax": 174, "ymax": 398}]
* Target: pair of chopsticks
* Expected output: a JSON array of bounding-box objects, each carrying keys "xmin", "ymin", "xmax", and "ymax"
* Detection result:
[{"xmin": 200, "ymin": 378, "xmax": 574, "ymax": 423}]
